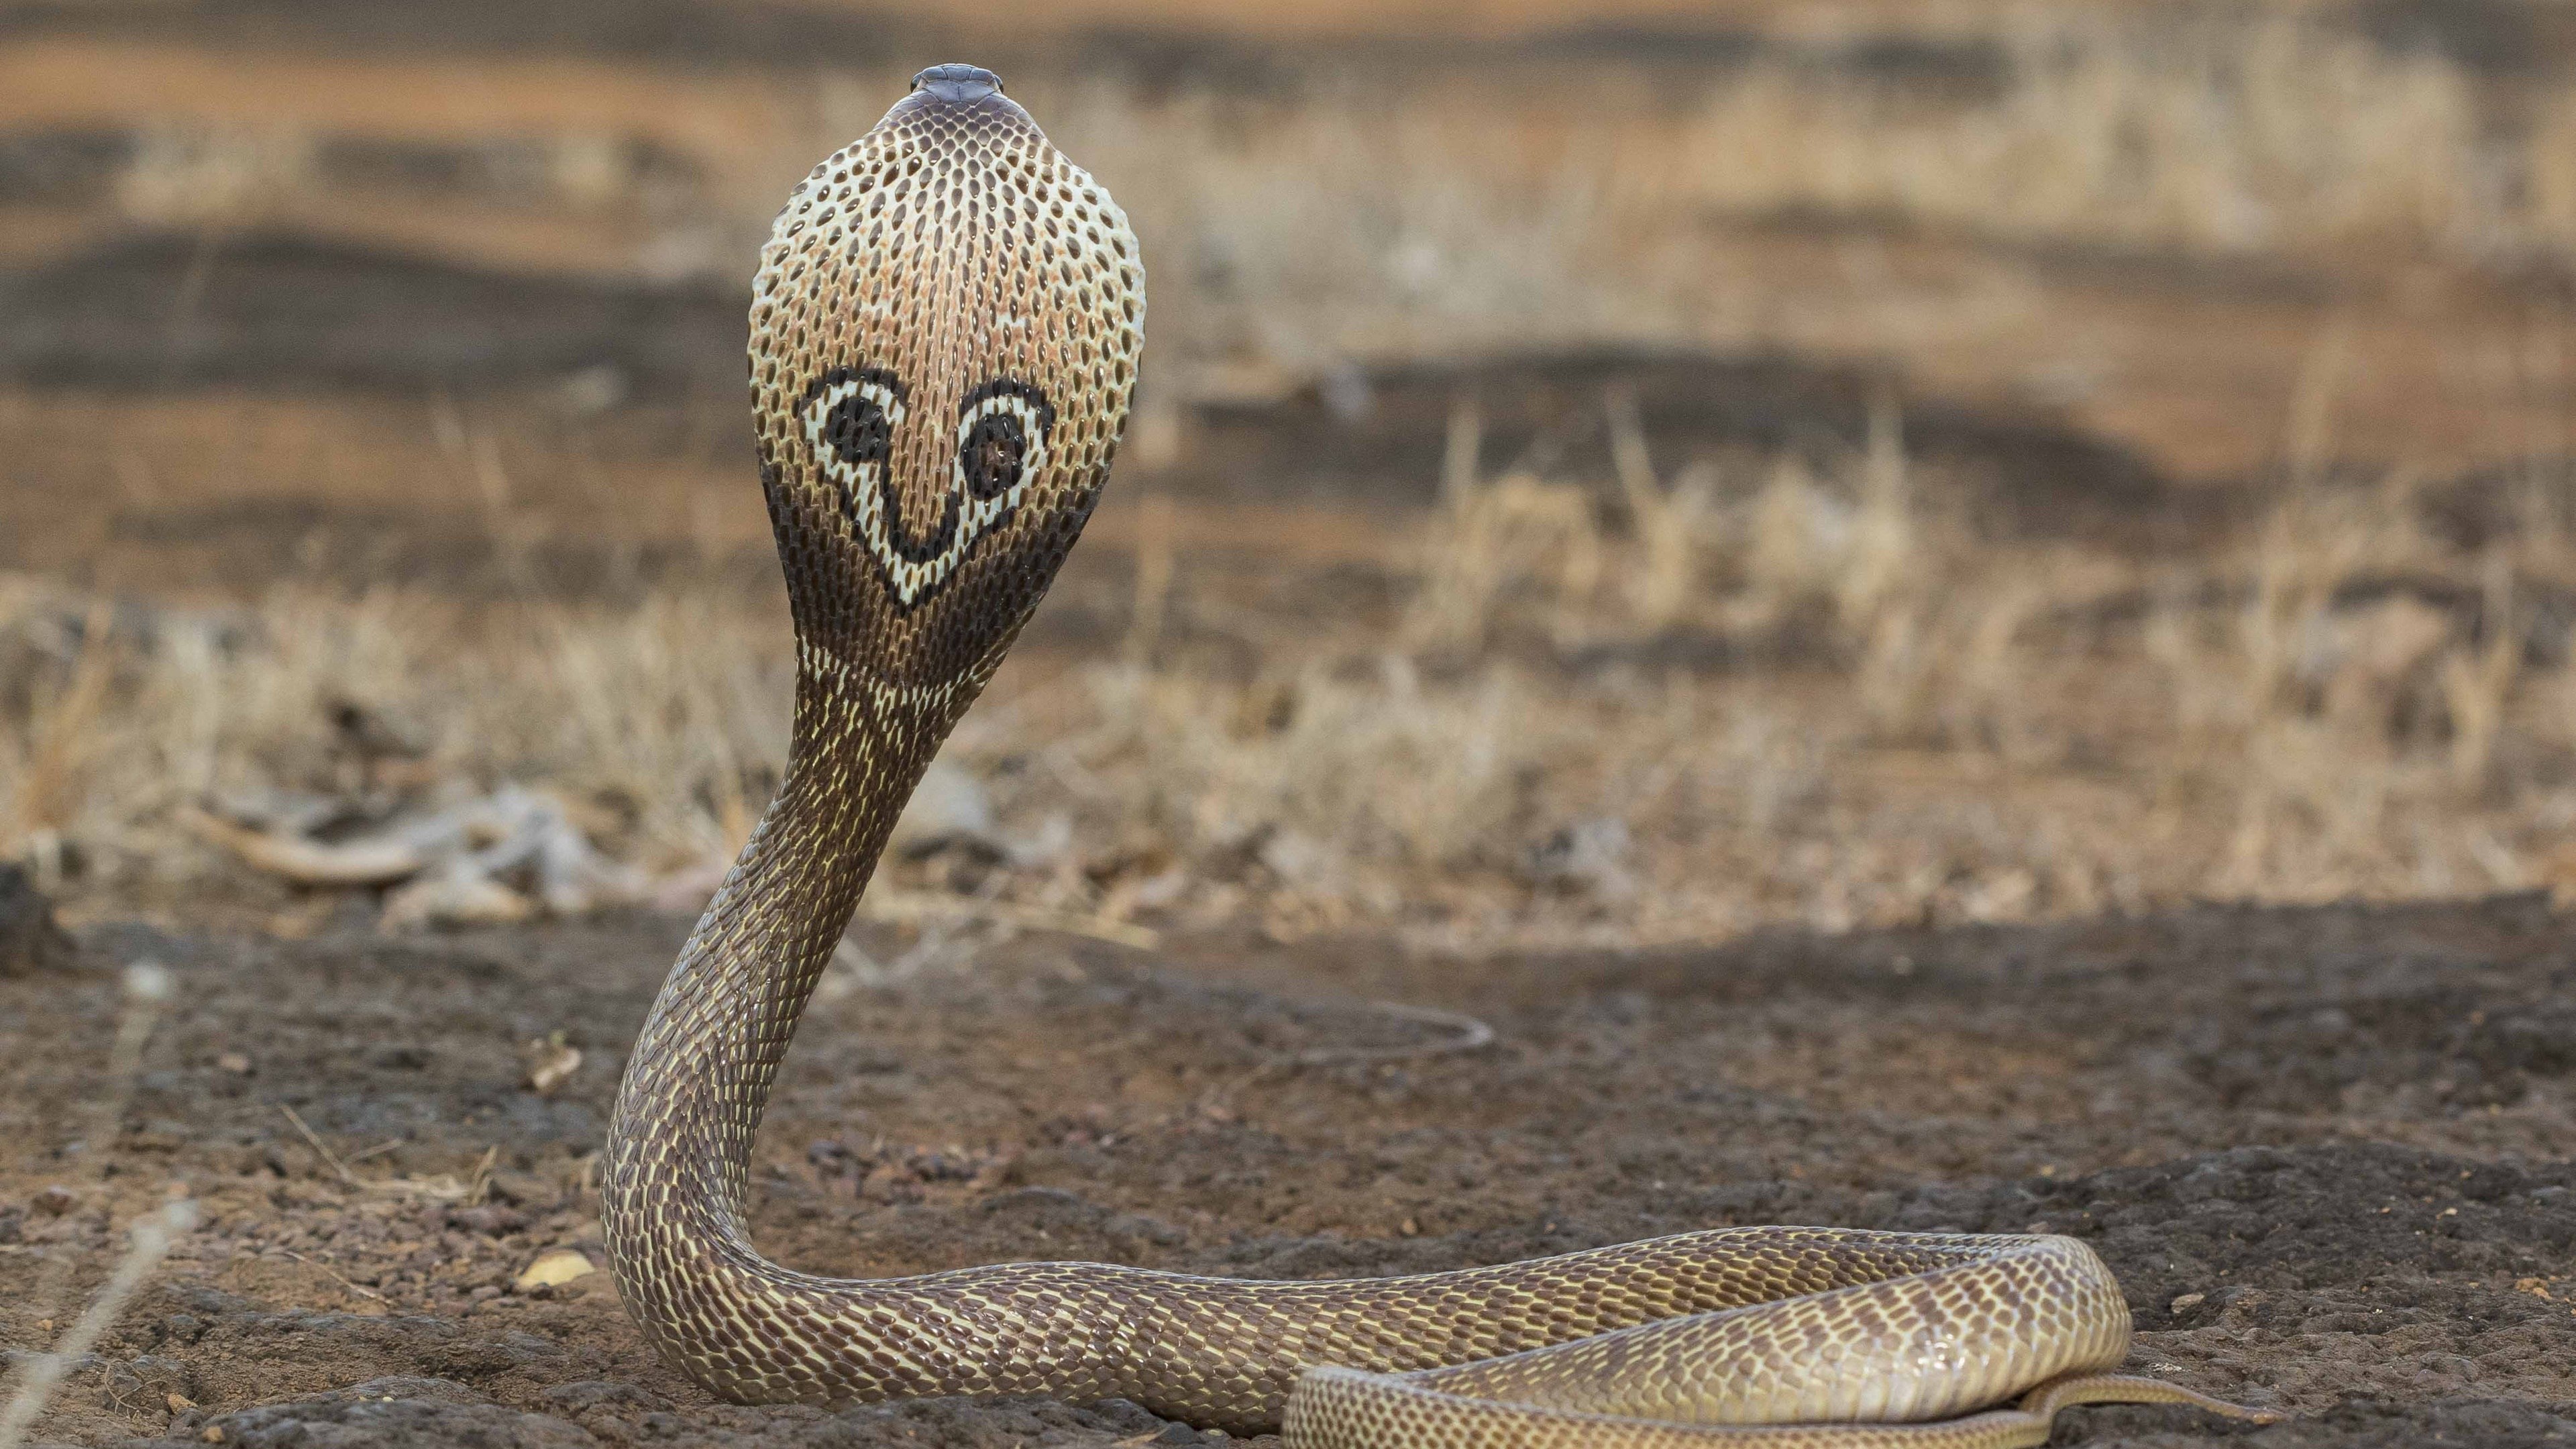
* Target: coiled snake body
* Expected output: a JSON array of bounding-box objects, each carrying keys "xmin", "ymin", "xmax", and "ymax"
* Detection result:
[{"xmin": 600, "ymin": 66, "xmax": 2273, "ymax": 1448}]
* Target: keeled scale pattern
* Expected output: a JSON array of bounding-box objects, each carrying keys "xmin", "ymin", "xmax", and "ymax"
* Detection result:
[{"xmin": 598, "ymin": 66, "xmax": 2257, "ymax": 1449}]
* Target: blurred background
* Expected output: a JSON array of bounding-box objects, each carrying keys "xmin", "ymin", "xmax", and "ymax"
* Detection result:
[{"xmin": 4, "ymin": 0, "xmax": 2575, "ymax": 955}]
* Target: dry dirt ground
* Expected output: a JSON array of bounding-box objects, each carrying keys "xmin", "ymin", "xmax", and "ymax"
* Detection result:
[
  {"xmin": 4, "ymin": 896, "xmax": 2575, "ymax": 1446},
  {"xmin": 7, "ymin": 5, "xmax": 2576, "ymax": 1445}
]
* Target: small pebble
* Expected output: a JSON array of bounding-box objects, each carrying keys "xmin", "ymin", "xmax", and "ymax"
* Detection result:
[
  {"xmin": 2170, "ymin": 1291, "xmax": 2207, "ymax": 1312},
  {"xmin": 524, "ymin": 1033, "xmax": 582, "ymax": 1095},
  {"xmin": 33, "ymin": 1185, "xmax": 74, "ymax": 1216},
  {"xmin": 217, "ymin": 1053, "xmax": 253, "ymax": 1075},
  {"xmin": 166, "ymin": 1391, "xmax": 197, "ymax": 1412},
  {"xmin": 124, "ymin": 961, "xmax": 174, "ymax": 1003}
]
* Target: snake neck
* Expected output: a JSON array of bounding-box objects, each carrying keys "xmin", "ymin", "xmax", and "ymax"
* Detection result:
[{"xmin": 599, "ymin": 641, "xmax": 988, "ymax": 1375}]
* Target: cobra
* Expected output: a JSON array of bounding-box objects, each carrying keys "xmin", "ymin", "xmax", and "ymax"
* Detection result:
[{"xmin": 598, "ymin": 64, "xmax": 2276, "ymax": 1448}]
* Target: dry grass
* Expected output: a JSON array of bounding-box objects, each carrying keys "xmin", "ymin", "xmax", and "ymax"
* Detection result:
[
  {"xmin": 11, "ymin": 387, "xmax": 2576, "ymax": 953},
  {"xmin": 0, "ymin": 584, "xmax": 792, "ymax": 904},
  {"xmin": 1672, "ymin": 16, "xmax": 2491, "ymax": 259},
  {"xmin": 7, "ymin": 7, "xmax": 2576, "ymax": 951}
]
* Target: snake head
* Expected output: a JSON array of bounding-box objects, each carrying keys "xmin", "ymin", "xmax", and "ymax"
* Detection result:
[{"xmin": 750, "ymin": 66, "xmax": 1144, "ymax": 687}]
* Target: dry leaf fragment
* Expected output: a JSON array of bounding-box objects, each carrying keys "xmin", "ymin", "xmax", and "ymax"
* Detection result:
[
  {"xmin": 524, "ymin": 1032, "xmax": 582, "ymax": 1095},
  {"xmin": 515, "ymin": 1248, "xmax": 596, "ymax": 1291}
]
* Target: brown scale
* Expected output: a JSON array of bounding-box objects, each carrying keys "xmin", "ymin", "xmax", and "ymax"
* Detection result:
[{"xmin": 600, "ymin": 63, "xmax": 2279, "ymax": 1448}]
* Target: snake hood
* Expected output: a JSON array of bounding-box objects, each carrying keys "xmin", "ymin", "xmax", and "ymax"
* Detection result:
[{"xmin": 753, "ymin": 63, "xmax": 1143, "ymax": 682}]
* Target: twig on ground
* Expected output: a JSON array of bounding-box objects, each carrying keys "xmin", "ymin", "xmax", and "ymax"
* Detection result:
[
  {"xmin": 178, "ymin": 805, "xmax": 424, "ymax": 887},
  {"xmin": 276, "ymin": 1104, "xmax": 479, "ymax": 1202},
  {"xmin": 0, "ymin": 1200, "xmax": 198, "ymax": 1449},
  {"xmin": 272, "ymin": 1248, "xmax": 386, "ymax": 1303},
  {"xmin": 28, "ymin": 962, "xmax": 173, "ymax": 1325},
  {"xmin": 1202, "ymin": 1000, "xmax": 1497, "ymax": 1110},
  {"xmin": 1292, "ymin": 1001, "xmax": 1496, "ymax": 1065},
  {"xmin": 1077, "ymin": 1029, "xmax": 1165, "ymax": 1059},
  {"xmin": 466, "ymin": 1144, "xmax": 498, "ymax": 1207},
  {"xmin": 278, "ymin": 1103, "xmax": 361, "ymax": 1186}
]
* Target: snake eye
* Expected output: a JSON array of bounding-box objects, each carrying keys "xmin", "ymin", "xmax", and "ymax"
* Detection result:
[{"xmin": 953, "ymin": 380, "xmax": 1055, "ymax": 506}]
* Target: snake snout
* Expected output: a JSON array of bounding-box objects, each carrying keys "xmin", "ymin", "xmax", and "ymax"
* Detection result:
[{"xmin": 912, "ymin": 63, "xmax": 1004, "ymax": 102}]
